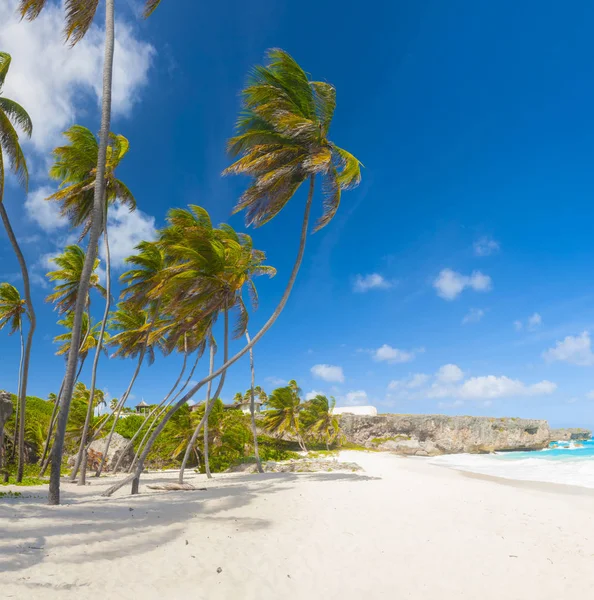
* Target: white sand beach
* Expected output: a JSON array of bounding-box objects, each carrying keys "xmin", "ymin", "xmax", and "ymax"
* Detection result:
[{"xmin": 1, "ymin": 450, "xmax": 594, "ymax": 599}]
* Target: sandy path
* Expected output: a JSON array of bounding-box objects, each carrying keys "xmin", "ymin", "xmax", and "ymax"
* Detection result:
[{"xmin": 1, "ymin": 451, "xmax": 593, "ymax": 599}]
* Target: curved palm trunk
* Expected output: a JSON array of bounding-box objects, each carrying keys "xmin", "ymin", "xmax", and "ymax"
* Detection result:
[
  {"xmin": 246, "ymin": 331, "xmax": 263, "ymax": 473},
  {"xmin": 95, "ymin": 348, "xmax": 144, "ymax": 477},
  {"xmin": 128, "ymin": 352, "xmax": 200, "ymax": 473},
  {"xmin": 110, "ymin": 349, "xmax": 189, "ymax": 474},
  {"xmin": 178, "ymin": 319, "xmax": 227, "ymax": 485},
  {"xmin": 49, "ymin": 0, "xmax": 115, "ymax": 505},
  {"xmin": 10, "ymin": 324, "xmax": 24, "ymax": 462},
  {"xmin": 72, "ymin": 226, "xmax": 112, "ymax": 485},
  {"xmin": 0, "ymin": 202, "xmax": 37, "ymax": 483},
  {"xmin": 104, "ymin": 176, "xmax": 315, "ymax": 497}
]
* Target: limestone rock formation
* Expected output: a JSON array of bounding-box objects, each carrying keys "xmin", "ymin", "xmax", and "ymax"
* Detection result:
[
  {"xmin": 87, "ymin": 433, "xmax": 134, "ymax": 472},
  {"xmin": 549, "ymin": 428, "xmax": 591, "ymax": 442},
  {"xmin": 340, "ymin": 414, "xmax": 552, "ymax": 455},
  {"xmin": 0, "ymin": 391, "xmax": 12, "ymax": 431}
]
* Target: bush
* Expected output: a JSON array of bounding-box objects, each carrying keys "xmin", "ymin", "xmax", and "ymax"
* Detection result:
[{"xmin": 114, "ymin": 415, "xmax": 145, "ymax": 439}]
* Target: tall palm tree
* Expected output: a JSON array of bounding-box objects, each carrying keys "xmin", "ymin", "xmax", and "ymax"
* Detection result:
[
  {"xmin": 105, "ymin": 49, "xmax": 361, "ymax": 497},
  {"xmin": 264, "ymin": 380, "xmax": 307, "ymax": 452},
  {"xmin": 18, "ymin": 0, "xmax": 163, "ymax": 505},
  {"xmin": 245, "ymin": 330, "xmax": 264, "ymax": 473},
  {"xmin": 0, "ymin": 283, "xmax": 27, "ymax": 463},
  {"xmin": 50, "ymin": 125, "xmax": 136, "ymax": 486},
  {"xmin": 0, "ymin": 53, "xmax": 35, "ymax": 483}
]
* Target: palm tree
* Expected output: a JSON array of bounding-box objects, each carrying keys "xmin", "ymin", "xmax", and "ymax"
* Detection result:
[
  {"xmin": 50, "ymin": 125, "xmax": 136, "ymax": 486},
  {"xmin": 54, "ymin": 312, "xmax": 109, "ymax": 363},
  {"xmin": 301, "ymin": 394, "xmax": 341, "ymax": 450},
  {"xmin": 105, "ymin": 50, "xmax": 361, "ymax": 497},
  {"xmin": 18, "ymin": 0, "xmax": 163, "ymax": 505},
  {"xmin": 0, "ymin": 53, "xmax": 36, "ymax": 483},
  {"xmin": 46, "ymin": 245, "xmax": 106, "ymax": 314},
  {"xmin": 245, "ymin": 331, "xmax": 264, "ymax": 473},
  {"xmin": 0, "ymin": 283, "xmax": 27, "ymax": 463},
  {"xmin": 90, "ymin": 302, "xmax": 166, "ymax": 479},
  {"xmin": 263, "ymin": 380, "xmax": 307, "ymax": 452},
  {"xmin": 109, "ymin": 398, "xmax": 118, "ymax": 411}
]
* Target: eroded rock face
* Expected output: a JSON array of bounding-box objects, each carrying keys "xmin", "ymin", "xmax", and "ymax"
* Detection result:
[
  {"xmin": 87, "ymin": 433, "xmax": 133, "ymax": 472},
  {"xmin": 0, "ymin": 391, "xmax": 13, "ymax": 430},
  {"xmin": 340, "ymin": 414, "xmax": 551, "ymax": 455},
  {"xmin": 549, "ymin": 428, "xmax": 591, "ymax": 442}
]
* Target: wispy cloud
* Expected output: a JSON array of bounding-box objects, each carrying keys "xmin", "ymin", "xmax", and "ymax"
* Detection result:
[
  {"xmin": 473, "ymin": 236, "xmax": 500, "ymax": 257},
  {"xmin": 352, "ymin": 273, "xmax": 393, "ymax": 293},
  {"xmin": 433, "ymin": 269, "xmax": 492, "ymax": 300},
  {"xmin": 462, "ymin": 308, "xmax": 485, "ymax": 325},
  {"xmin": 311, "ymin": 364, "xmax": 345, "ymax": 383}
]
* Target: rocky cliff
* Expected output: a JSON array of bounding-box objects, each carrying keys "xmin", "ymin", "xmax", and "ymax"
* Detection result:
[
  {"xmin": 549, "ymin": 428, "xmax": 591, "ymax": 442},
  {"xmin": 339, "ymin": 414, "xmax": 551, "ymax": 456}
]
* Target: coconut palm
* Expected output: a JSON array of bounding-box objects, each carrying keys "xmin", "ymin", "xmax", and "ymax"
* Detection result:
[
  {"xmin": 105, "ymin": 50, "xmax": 361, "ymax": 497},
  {"xmin": 50, "ymin": 126, "xmax": 136, "ymax": 486},
  {"xmin": 0, "ymin": 53, "xmax": 36, "ymax": 483},
  {"xmin": 301, "ymin": 394, "xmax": 341, "ymax": 450},
  {"xmin": 54, "ymin": 311, "xmax": 109, "ymax": 362},
  {"xmin": 263, "ymin": 380, "xmax": 307, "ymax": 452},
  {"xmin": 48, "ymin": 126, "xmax": 135, "ymax": 238},
  {"xmin": 245, "ymin": 331, "xmax": 263, "ymax": 472},
  {"xmin": 0, "ymin": 283, "xmax": 27, "ymax": 463},
  {"xmin": 89, "ymin": 302, "xmax": 167, "ymax": 479},
  {"xmin": 46, "ymin": 245, "xmax": 105, "ymax": 314},
  {"xmin": 109, "ymin": 398, "xmax": 118, "ymax": 411},
  {"xmin": 18, "ymin": 0, "xmax": 163, "ymax": 505}
]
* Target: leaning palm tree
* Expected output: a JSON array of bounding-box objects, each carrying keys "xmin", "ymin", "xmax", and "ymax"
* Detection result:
[
  {"xmin": 264, "ymin": 381, "xmax": 307, "ymax": 452},
  {"xmin": 0, "ymin": 53, "xmax": 36, "ymax": 483},
  {"xmin": 18, "ymin": 0, "xmax": 164, "ymax": 505},
  {"xmin": 0, "ymin": 283, "xmax": 27, "ymax": 463},
  {"xmin": 50, "ymin": 125, "xmax": 136, "ymax": 486},
  {"xmin": 105, "ymin": 49, "xmax": 361, "ymax": 497}
]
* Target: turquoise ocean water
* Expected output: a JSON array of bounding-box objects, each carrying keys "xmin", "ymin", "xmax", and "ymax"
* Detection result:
[{"xmin": 432, "ymin": 438, "xmax": 594, "ymax": 488}]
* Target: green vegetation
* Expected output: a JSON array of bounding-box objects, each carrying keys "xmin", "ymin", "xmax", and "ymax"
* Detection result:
[{"xmin": 370, "ymin": 435, "xmax": 411, "ymax": 446}]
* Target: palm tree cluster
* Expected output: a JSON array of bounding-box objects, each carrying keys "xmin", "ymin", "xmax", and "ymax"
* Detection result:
[
  {"xmin": 1, "ymin": 0, "xmax": 361, "ymax": 504},
  {"xmin": 263, "ymin": 381, "xmax": 341, "ymax": 452}
]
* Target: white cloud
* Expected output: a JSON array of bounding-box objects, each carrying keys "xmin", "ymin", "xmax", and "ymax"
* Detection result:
[
  {"xmin": 373, "ymin": 344, "xmax": 416, "ymax": 364},
  {"xmin": 473, "ymin": 237, "xmax": 500, "ymax": 257},
  {"xmin": 436, "ymin": 364, "xmax": 464, "ymax": 383},
  {"xmin": 457, "ymin": 376, "xmax": 556, "ymax": 399},
  {"xmin": 528, "ymin": 313, "xmax": 542, "ymax": 329},
  {"xmin": 388, "ymin": 373, "xmax": 429, "ymax": 391},
  {"xmin": 24, "ymin": 186, "xmax": 68, "ymax": 232},
  {"xmin": 0, "ymin": 1, "xmax": 154, "ymax": 152},
  {"xmin": 101, "ymin": 205, "xmax": 157, "ymax": 269},
  {"xmin": 543, "ymin": 331, "xmax": 594, "ymax": 366},
  {"xmin": 265, "ymin": 376, "xmax": 287, "ymax": 387},
  {"xmin": 306, "ymin": 390, "xmax": 325, "ymax": 400},
  {"xmin": 343, "ymin": 390, "xmax": 368, "ymax": 406},
  {"xmin": 353, "ymin": 273, "xmax": 393, "ymax": 293},
  {"xmin": 462, "ymin": 308, "xmax": 485, "ymax": 325},
  {"xmin": 433, "ymin": 269, "xmax": 492, "ymax": 300},
  {"xmin": 311, "ymin": 364, "xmax": 345, "ymax": 383}
]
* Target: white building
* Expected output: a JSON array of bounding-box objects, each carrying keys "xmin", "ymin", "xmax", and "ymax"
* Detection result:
[{"xmin": 332, "ymin": 405, "xmax": 378, "ymax": 416}]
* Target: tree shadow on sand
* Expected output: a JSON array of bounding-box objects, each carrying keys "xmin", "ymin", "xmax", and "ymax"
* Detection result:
[{"xmin": 0, "ymin": 470, "xmax": 377, "ymax": 584}]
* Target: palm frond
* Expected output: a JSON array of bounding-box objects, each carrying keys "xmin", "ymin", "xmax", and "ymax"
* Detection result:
[{"xmin": 64, "ymin": 0, "xmax": 100, "ymax": 46}]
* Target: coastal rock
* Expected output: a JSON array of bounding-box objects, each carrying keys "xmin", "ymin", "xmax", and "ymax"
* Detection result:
[
  {"xmin": 549, "ymin": 428, "xmax": 591, "ymax": 442},
  {"xmin": 87, "ymin": 433, "xmax": 133, "ymax": 472},
  {"xmin": 340, "ymin": 414, "xmax": 552, "ymax": 455},
  {"xmin": 0, "ymin": 391, "xmax": 13, "ymax": 430}
]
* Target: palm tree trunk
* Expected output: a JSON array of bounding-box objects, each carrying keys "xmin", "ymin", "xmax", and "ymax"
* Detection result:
[
  {"xmin": 95, "ymin": 348, "xmax": 144, "ymax": 477},
  {"xmin": 10, "ymin": 324, "xmax": 24, "ymax": 462},
  {"xmin": 178, "ymin": 320, "xmax": 228, "ymax": 486},
  {"xmin": 111, "ymin": 349, "xmax": 189, "ymax": 474},
  {"xmin": 128, "ymin": 351, "xmax": 200, "ymax": 473},
  {"xmin": 202, "ymin": 344, "xmax": 216, "ymax": 480},
  {"xmin": 0, "ymin": 202, "xmax": 37, "ymax": 483},
  {"xmin": 246, "ymin": 330, "xmax": 263, "ymax": 473},
  {"xmin": 72, "ymin": 225, "xmax": 112, "ymax": 485},
  {"xmin": 48, "ymin": 0, "xmax": 115, "ymax": 505},
  {"xmin": 104, "ymin": 175, "xmax": 315, "ymax": 498},
  {"xmin": 39, "ymin": 356, "xmax": 87, "ymax": 477}
]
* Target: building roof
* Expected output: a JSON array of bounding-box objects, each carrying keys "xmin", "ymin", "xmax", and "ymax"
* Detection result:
[{"xmin": 136, "ymin": 400, "xmax": 149, "ymax": 408}]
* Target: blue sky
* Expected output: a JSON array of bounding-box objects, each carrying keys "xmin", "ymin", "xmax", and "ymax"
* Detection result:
[{"xmin": 2, "ymin": 0, "xmax": 594, "ymax": 428}]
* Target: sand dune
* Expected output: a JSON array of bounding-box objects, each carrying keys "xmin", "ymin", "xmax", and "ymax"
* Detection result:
[{"xmin": 1, "ymin": 451, "xmax": 593, "ymax": 599}]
